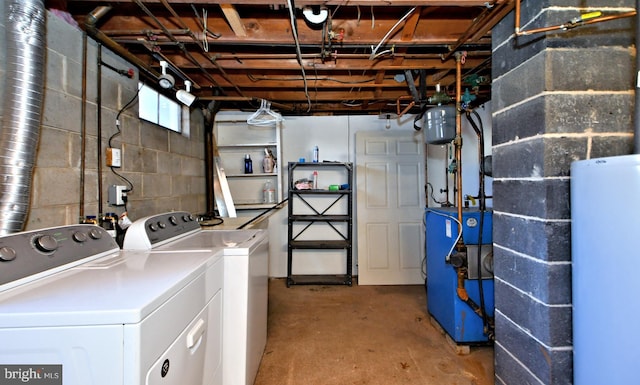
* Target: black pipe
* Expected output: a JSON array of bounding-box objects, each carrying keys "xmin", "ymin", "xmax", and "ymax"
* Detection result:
[
  {"xmin": 465, "ymin": 108, "xmax": 494, "ymax": 339},
  {"xmin": 99, "ymin": 61, "xmax": 134, "ymax": 78},
  {"xmin": 97, "ymin": 44, "xmax": 103, "ymax": 219},
  {"xmin": 465, "ymin": 110, "xmax": 486, "ymax": 210},
  {"xmin": 85, "ymin": 6, "xmax": 161, "ymax": 83},
  {"xmin": 80, "ymin": 33, "xmax": 87, "ymax": 222}
]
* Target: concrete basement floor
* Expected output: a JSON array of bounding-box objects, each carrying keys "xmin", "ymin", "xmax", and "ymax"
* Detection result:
[{"xmin": 254, "ymin": 279, "xmax": 494, "ymax": 385}]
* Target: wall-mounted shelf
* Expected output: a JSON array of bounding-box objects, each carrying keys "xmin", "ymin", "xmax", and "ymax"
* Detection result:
[{"xmin": 214, "ymin": 119, "xmax": 282, "ymax": 211}]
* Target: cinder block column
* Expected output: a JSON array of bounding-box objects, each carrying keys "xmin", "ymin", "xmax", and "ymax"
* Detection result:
[{"xmin": 490, "ymin": 1, "xmax": 635, "ymax": 384}]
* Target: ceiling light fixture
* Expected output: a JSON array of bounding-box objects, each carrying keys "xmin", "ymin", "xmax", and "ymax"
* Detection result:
[
  {"xmin": 302, "ymin": 6, "xmax": 328, "ymax": 24},
  {"xmin": 379, "ymin": 113, "xmax": 398, "ymax": 129},
  {"xmin": 176, "ymin": 81, "xmax": 196, "ymax": 106},
  {"xmin": 158, "ymin": 60, "xmax": 175, "ymax": 89}
]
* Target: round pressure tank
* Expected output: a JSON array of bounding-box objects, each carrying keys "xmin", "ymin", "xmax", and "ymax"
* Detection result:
[{"xmin": 424, "ymin": 105, "xmax": 456, "ymax": 144}]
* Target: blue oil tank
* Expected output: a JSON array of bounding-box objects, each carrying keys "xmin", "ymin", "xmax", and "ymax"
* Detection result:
[{"xmin": 425, "ymin": 207, "xmax": 494, "ymax": 344}]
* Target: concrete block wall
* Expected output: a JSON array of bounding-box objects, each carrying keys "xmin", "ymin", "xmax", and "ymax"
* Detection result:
[
  {"xmin": 491, "ymin": 1, "xmax": 635, "ymax": 384},
  {"xmin": 0, "ymin": 6, "xmax": 206, "ymax": 230}
]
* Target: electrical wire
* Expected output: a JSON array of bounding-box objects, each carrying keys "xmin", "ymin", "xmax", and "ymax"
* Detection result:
[
  {"xmin": 190, "ymin": 3, "xmax": 221, "ymax": 40},
  {"xmin": 108, "ymin": 83, "xmax": 141, "ymax": 194},
  {"xmin": 286, "ymin": 0, "xmax": 312, "ymax": 112},
  {"xmin": 202, "ymin": 8, "xmax": 209, "ymax": 52},
  {"xmin": 370, "ymin": 5, "xmax": 375, "ymax": 29},
  {"xmin": 424, "ymin": 208, "xmax": 462, "ymax": 264},
  {"xmin": 198, "ymin": 215, "xmax": 224, "ymax": 227},
  {"xmin": 369, "ymin": 7, "xmax": 417, "ymax": 60},
  {"xmin": 426, "ymin": 182, "xmax": 448, "ymax": 206}
]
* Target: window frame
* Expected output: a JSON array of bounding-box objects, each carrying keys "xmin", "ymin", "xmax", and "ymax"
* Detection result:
[{"xmin": 138, "ymin": 82, "xmax": 183, "ymax": 133}]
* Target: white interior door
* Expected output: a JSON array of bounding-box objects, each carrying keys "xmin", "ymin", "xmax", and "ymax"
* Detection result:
[{"xmin": 356, "ymin": 131, "xmax": 425, "ymax": 285}]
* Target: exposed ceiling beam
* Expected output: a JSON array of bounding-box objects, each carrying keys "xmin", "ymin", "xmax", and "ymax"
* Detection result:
[{"xmin": 219, "ymin": 4, "xmax": 247, "ymax": 37}]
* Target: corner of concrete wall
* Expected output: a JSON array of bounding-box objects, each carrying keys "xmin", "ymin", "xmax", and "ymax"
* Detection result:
[{"xmin": 491, "ymin": 2, "xmax": 635, "ymax": 384}]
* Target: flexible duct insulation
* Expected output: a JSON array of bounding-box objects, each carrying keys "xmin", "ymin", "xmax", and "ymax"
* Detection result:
[{"xmin": 0, "ymin": 0, "xmax": 46, "ymax": 234}]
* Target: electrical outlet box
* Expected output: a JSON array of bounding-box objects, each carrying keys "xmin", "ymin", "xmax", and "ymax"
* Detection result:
[
  {"xmin": 106, "ymin": 148, "xmax": 121, "ymax": 168},
  {"xmin": 108, "ymin": 185, "xmax": 126, "ymax": 206}
]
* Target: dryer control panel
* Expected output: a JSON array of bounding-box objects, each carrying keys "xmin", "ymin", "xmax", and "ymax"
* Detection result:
[
  {"xmin": 0, "ymin": 225, "xmax": 119, "ymax": 291},
  {"xmin": 123, "ymin": 211, "xmax": 201, "ymax": 250}
]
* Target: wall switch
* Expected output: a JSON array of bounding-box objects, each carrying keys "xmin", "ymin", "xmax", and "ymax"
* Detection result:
[
  {"xmin": 106, "ymin": 148, "xmax": 121, "ymax": 168},
  {"xmin": 108, "ymin": 185, "xmax": 126, "ymax": 206}
]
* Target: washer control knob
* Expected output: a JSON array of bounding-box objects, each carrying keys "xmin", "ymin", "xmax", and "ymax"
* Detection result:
[
  {"xmin": 34, "ymin": 235, "xmax": 58, "ymax": 253},
  {"xmin": 88, "ymin": 228, "xmax": 103, "ymax": 240},
  {"xmin": 0, "ymin": 246, "xmax": 16, "ymax": 261},
  {"xmin": 158, "ymin": 221, "xmax": 166, "ymax": 229},
  {"xmin": 149, "ymin": 223, "xmax": 158, "ymax": 232},
  {"xmin": 72, "ymin": 231, "xmax": 88, "ymax": 243},
  {"xmin": 169, "ymin": 216, "xmax": 178, "ymax": 225}
]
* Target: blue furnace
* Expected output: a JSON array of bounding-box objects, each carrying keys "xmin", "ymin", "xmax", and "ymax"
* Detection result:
[{"xmin": 425, "ymin": 207, "xmax": 494, "ymax": 344}]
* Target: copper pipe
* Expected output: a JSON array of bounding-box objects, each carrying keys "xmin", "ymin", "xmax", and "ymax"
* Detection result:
[
  {"xmin": 456, "ymin": 268, "xmax": 470, "ymax": 301},
  {"xmin": 515, "ymin": 0, "xmax": 521, "ymax": 34},
  {"xmin": 517, "ymin": 11, "xmax": 636, "ymax": 35},
  {"xmin": 514, "ymin": 0, "xmax": 636, "ymax": 36},
  {"xmin": 395, "ymin": 95, "xmax": 415, "ymax": 117},
  {"xmin": 456, "ymin": 267, "xmax": 484, "ymax": 317},
  {"xmin": 454, "ymin": 52, "xmax": 464, "ymax": 226}
]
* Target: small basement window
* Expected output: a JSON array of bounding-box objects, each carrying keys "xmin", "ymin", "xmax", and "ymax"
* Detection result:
[{"xmin": 138, "ymin": 82, "xmax": 184, "ymax": 133}]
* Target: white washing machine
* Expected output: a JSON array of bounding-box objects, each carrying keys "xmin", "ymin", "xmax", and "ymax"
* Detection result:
[
  {"xmin": 0, "ymin": 224, "xmax": 224, "ymax": 385},
  {"xmin": 123, "ymin": 212, "xmax": 269, "ymax": 385}
]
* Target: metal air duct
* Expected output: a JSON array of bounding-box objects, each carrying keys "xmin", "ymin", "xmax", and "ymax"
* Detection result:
[{"xmin": 0, "ymin": 0, "xmax": 46, "ymax": 234}]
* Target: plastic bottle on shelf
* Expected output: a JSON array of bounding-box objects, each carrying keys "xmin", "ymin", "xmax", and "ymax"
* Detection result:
[
  {"xmin": 263, "ymin": 180, "xmax": 275, "ymax": 203},
  {"xmin": 263, "ymin": 148, "xmax": 274, "ymax": 173},
  {"xmin": 312, "ymin": 170, "xmax": 318, "ymax": 189},
  {"xmin": 244, "ymin": 154, "xmax": 253, "ymax": 174},
  {"xmin": 313, "ymin": 145, "xmax": 319, "ymax": 163}
]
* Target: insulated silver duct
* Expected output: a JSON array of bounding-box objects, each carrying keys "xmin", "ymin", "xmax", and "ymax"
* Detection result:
[{"xmin": 0, "ymin": 0, "xmax": 46, "ymax": 234}]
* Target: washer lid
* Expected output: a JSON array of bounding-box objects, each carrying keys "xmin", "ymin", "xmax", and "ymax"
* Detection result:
[
  {"xmin": 0, "ymin": 250, "xmax": 222, "ymax": 328},
  {"xmin": 153, "ymin": 229, "xmax": 266, "ymax": 256}
]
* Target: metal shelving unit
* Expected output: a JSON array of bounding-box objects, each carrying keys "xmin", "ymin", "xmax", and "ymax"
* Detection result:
[{"xmin": 287, "ymin": 162, "xmax": 353, "ymax": 287}]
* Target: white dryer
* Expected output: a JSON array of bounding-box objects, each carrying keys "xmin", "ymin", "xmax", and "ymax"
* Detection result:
[
  {"xmin": 0, "ymin": 224, "xmax": 224, "ymax": 385},
  {"xmin": 123, "ymin": 212, "xmax": 269, "ymax": 385}
]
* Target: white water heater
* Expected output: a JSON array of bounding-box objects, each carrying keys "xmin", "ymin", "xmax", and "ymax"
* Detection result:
[{"xmin": 571, "ymin": 154, "xmax": 640, "ymax": 385}]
